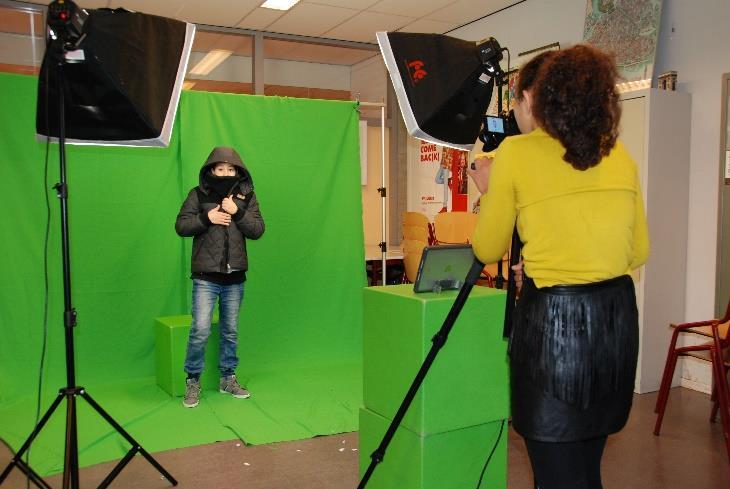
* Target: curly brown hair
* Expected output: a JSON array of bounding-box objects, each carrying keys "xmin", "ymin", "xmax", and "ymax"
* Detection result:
[
  {"xmin": 530, "ymin": 45, "xmax": 621, "ymax": 170},
  {"xmin": 514, "ymin": 50, "xmax": 556, "ymax": 101}
]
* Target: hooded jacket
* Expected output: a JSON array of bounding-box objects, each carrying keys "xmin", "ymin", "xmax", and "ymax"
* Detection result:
[{"xmin": 175, "ymin": 147, "xmax": 265, "ymax": 277}]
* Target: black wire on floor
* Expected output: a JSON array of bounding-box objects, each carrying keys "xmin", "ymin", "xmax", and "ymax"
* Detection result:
[{"xmin": 475, "ymin": 418, "xmax": 507, "ymax": 489}]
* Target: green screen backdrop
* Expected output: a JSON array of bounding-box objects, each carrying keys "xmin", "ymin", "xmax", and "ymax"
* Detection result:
[{"xmin": 0, "ymin": 73, "xmax": 365, "ymax": 474}]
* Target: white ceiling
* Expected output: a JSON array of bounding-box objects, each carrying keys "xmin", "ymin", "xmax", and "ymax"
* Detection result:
[{"xmin": 21, "ymin": 0, "xmax": 516, "ymax": 43}]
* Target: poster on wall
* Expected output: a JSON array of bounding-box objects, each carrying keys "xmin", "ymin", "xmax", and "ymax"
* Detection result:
[
  {"xmin": 407, "ymin": 138, "xmax": 448, "ymax": 220},
  {"xmin": 442, "ymin": 147, "xmax": 469, "ymax": 212},
  {"xmin": 583, "ymin": 0, "xmax": 662, "ymax": 85},
  {"xmin": 485, "ymin": 42, "xmax": 560, "ymax": 117}
]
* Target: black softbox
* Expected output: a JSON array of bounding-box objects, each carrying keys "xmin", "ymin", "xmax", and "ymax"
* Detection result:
[
  {"xmin": 377, "ymin": 32, "xmax": 496, "ymax": 151},
  {"xmin": 37, "ymin": 8, "xmax": 195, "ymax": 147}
]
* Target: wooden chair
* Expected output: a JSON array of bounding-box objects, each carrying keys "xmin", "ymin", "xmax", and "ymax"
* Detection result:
[
  {"xmin": 433, "ymin": 211, "xmax": 478, "ymax": 245},
  {"xmin": 402, "ymin": 239, "xmax": 427, "ymax": 284},
  {"xmin": 403, "ymin": 211, "xmax": 435, "ymax": 245},
  {"xmin": 403, "ymin": 225, "xmax": 429, "ymax": 243},
  {"xmin": 653, "ymin": 301, "xmax": 730, "ymax": 461}
]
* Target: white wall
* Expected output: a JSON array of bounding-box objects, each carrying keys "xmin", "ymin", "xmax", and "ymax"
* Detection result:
[
  {"xmin": 449, "ymin": 0, "xmax": 586, "ymax": 55},
  {"xmin": 653, "ymin": 0, "xmax": 730, "ymax": 320},
  {"xmin": 653, "ymin": 0, "xmax": 730, "ymax": 391}
]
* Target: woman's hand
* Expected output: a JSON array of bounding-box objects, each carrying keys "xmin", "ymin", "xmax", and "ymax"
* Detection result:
[{"xmin": 467, "ymin": 156, "xmax": 493, "ymax": 195}]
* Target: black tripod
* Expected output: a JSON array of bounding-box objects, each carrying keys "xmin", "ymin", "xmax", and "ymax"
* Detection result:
[{"xmin": 0, "ymin": 43, "xmax": 177, "ymax": 489}]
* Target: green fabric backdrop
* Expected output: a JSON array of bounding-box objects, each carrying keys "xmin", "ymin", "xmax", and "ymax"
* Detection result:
[{"xmin": 0, "ymin": 73, "xmax": 365, "ymax": 475}]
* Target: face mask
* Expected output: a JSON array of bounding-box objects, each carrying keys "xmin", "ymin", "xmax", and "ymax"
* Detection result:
[{"xmin": 204, "ymin": 173, "xmax": 239, "ymax": 199}]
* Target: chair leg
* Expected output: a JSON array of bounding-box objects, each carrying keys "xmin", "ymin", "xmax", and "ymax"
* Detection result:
[
  {"xmin": 710, "ymin": 351, "xmax": 730, "ymax": 462},
  {"xmin": 711, "ymin": 385, "xmax": 720, "ymax": 423},
  {"xmin": 655, "ymin": 328, "xmax": 683, "ymax": 413},
  {"xmin": 654, "ymin": 351, "xmax": 680, "ymax": 436}
]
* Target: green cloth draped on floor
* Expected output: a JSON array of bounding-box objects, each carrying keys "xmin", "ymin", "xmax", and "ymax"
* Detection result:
[{"xmin": 0, "ymin": 73, "xmax": 365, "ymax": 475}]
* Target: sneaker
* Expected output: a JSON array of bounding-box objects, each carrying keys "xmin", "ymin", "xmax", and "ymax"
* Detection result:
[
  {"xmin": 219, "ymin": 375, "xmax": 251, "ymax": 399},
  {"xmin": 183, "ymin": 378, "xmax": 201, "ymax": 408}
]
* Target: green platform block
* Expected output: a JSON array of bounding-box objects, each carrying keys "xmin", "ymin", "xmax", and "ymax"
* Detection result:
[
  {"xmin": 363, "ymin": 284, "xmax": 509, "ymax": 435},
  {"xmin": 359, "ymin": 407, "xmax": 507, "ymax": 489},
  {"xmin": 154, "ymin": 314, "xmax": 220, "ymax": 397}
]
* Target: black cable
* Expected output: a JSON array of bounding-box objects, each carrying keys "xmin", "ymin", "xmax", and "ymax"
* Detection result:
[
  {"xmin": 504, "ymin": 48, "xmax": 511, "ymax": 109},
  {"xmin": 475, "ymin": 418, "xmax": 506, "ymax": 489},
  {"xmin": 26, "ymin": 52, "xmax": 53, "ymax": 489}
]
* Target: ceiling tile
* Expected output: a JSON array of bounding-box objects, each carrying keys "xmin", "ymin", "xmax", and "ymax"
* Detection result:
[
  {"xmin": 176, "ymin": 0, "xmax": 260, "ymax": 27},
  {"xmin": 369, "ymin": 0, "xmax": 456, "ymax": 17},
  {"xmin": 425, "ymin": 0, "xmax": 514, "ymax": 24},
  {"xmin": 301, "ymin": 0, "xmax": 379, "ymax": 8},
  {"xmin": 266, "ymin": 3, "xmax": 359, "ymax": 37},
  {"xmin": 397, "ymin": 18, "xmax": 460, "ymax": 34},
  {"xmin": 78, "ymin": 1, "xmax": 112, "ymax": 8},
  {"xmin": 325, "ymin": 11, "xmax": 414, "ymax": 43},
  {"xmin": 107, "ymin": 0, "xmax": 185, "ymax": 19},
  {"xmin": 236, "ymin": 7, "xmax": 287, "ymax": 31}
]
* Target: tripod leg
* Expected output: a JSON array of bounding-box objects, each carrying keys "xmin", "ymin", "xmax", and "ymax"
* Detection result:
[
  {"xmin": 63, "ymin": 392, "xmax": 80, "ymax": 489},
  {"xmin": 80, "ymin": 392, "xmax": 178, "ymax": 486},
  {"xmin": 0, "ymin": 392, "xmax": 65, "ymax": 488}
]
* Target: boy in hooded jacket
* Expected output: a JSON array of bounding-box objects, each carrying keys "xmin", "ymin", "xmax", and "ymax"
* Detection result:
[{"xmin": 175, "ymin": 146, "xmax": 265, "ymax": 408}]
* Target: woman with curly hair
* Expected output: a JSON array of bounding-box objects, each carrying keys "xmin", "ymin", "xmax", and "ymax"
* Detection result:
[{"xmin": 469, "ymin": 45, "xmax": 649, "ymax": 489}]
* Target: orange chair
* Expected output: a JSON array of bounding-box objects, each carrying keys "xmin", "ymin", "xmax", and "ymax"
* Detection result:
[
  {"xmin": 653, "ymin": 302, "xmax": 730, "ymax": 461},
  {"xmin": 433, "ymin": 211, "xmax": 478, "ymax": 245},
  {"xmin": 403, "ymin": 225, "xmax": 429, "ymax": 243},
  {"xmin": 403, "ymin": 211, "xmax": 435, "ymax": 245},
  {"xmin": 401, "ymin": 239, "xmax": 426, "ymax": 283}
]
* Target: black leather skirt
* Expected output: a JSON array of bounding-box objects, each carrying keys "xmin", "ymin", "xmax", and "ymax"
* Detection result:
[{"xmin": 509, "ymin": 275, "xmax": 639, "ymax": 442}]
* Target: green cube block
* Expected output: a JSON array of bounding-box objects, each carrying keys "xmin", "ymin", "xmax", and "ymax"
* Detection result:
[
  {"xmin": 359, "ymin": 407, "xmax": 507, "ymax": 489},
  {"xmin": 154, "ymin": 314, "xmax": 220, "ymax": 396},
  {"xmin": 363, "ymin": 284, "xmax": 509, "ymax": 435}
]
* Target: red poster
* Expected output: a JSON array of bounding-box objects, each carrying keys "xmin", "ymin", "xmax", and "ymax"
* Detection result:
[{"xmin": 441, "ymin": 147, "xmax": 468, "ymax": 211}]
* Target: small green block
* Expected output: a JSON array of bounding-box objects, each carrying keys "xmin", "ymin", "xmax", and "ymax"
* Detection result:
[{"xmin": 154, "ymin": 314, "xmax": 221, "ymax": 396}]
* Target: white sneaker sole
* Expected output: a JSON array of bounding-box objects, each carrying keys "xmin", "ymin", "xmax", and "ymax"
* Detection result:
[
  {"xmin": 220, "ymin": 389, "xmax": 251, "ymax": 399},
  {"xmin": 183, "ymin": 400, "xmax": 199, "ymax": 408}
]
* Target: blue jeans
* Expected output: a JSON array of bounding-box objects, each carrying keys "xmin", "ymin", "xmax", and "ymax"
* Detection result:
[{"xmin": 184, "ymin": 279, "xmax": 244, "ymax": 377}]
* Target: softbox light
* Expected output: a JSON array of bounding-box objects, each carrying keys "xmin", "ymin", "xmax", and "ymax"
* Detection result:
[
  {"xmin": 37, "ymin": 8, "xmax": 195, "ymax": 147},
  {"xmin": 377, "ymin": 32, "xmax": 497, "ymax": 151}
]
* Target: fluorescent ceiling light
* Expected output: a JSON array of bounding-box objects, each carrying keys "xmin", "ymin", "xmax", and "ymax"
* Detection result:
[
  {"xmin": 261, "ymin": 0, "xmax": 300, "ymax": 10},
  {"xmin": 189, "ymin": 49, "xmax": 232, "ymax": 76}
]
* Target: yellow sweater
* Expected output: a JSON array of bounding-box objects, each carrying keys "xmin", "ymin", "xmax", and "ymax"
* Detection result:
[{"xmin": 471, "ymin": 128, "xmax": 650, "ymax": 288}]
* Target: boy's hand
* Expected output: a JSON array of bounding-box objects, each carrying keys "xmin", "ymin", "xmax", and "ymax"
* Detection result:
[
  {"xmin": 208, "ymin": 205, "xmax": 231, "ymax": 226},
  {"xmin": 221, "ymin": 196, "xmax": 237, "ymax": 215}
]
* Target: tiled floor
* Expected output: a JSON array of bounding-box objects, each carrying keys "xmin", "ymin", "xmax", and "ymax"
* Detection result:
[{"xmin": 1, "ymin": 387, "xmax": 728, "ymax": 488}]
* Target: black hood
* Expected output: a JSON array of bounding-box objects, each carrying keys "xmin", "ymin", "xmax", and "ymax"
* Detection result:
[{"xmin": 198, "ymin": 146, "xmax": 253, "ymax": 194}]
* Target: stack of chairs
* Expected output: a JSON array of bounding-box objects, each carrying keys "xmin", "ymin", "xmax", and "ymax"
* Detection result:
[
  {"xmin": 401, "ymin": 212, "xmax": 433, "ymax": 283},
  {"xmin": 432, "ymin": 211, "xmax": 507, "ymax": 288}
]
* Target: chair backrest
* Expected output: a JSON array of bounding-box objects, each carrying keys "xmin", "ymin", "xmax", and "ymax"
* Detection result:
[
  {"xmin": 403, "ymin": 225, "xmax": 429, "ymax": 242},
  {"xmin": 433, "ymin": 212, "xmax": 478, "ymax": 244},
  {"xmin": 403, "ymin": 211, "xmax": 430, "ymax": 228},
  {"xmin": 402, "ymin": 238, "xmax": 426, "ymax": 283}
]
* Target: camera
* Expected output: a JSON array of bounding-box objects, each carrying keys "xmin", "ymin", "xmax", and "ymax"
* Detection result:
[{"xmin": 478, "ymin": 110, "xmax": 520, "ymax": 152}]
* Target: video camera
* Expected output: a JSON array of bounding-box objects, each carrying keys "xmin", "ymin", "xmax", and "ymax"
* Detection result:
[{"xmin": 478, "ymin": 110, "xmax": 520, "ymax": 152}]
